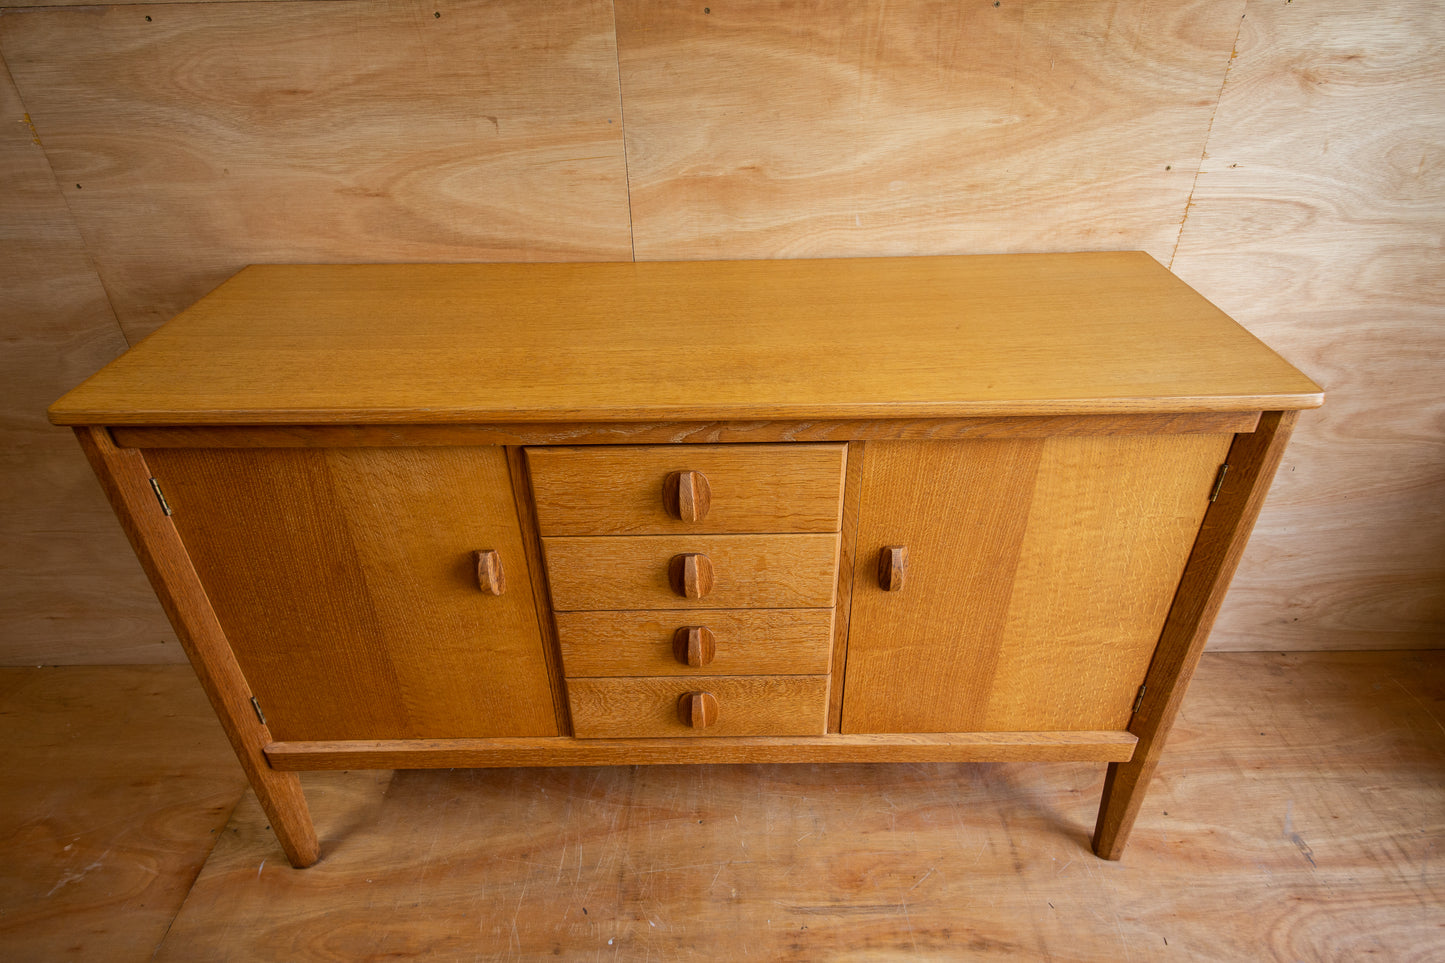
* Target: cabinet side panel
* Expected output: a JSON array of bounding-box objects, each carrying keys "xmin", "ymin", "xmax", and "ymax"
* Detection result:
[
  {"xmin": 843, "ymin": 435, "xmax": 1232, "ymax": 733},
  {"xmin": 145, "ymin": 446, "xmax": 557, "ymax": 741}
]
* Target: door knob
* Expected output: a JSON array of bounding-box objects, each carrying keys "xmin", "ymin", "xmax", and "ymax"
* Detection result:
[
  {"xmin": 878, "ymin": 545, "xmax": 907, "ymax": 591},
  {"xmin": 664, "ymin": 470, "xmax": 712, "ymax": 522},
  {"xmin": 668, "ymin": 552, "xmax": 715, "ymax": 599},
  {"xmin": 672, "ymin": 625, "xmax": 717, "ymax": 667},
  {"xmin": 677, "ymin": 691, "xmax": 719, "ymax": 728}
]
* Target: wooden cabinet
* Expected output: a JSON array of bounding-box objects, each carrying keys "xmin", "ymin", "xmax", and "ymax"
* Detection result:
[{"xmin": 50, "ymin": 253, "xmax": 1322, "ymax": 869}]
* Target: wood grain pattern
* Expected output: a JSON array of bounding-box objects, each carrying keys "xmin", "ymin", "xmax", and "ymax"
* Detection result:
[
  {"xmin": 843, "ymin": 434, "xmax": 1233, "ymax": 734},
  {"xmin": 0, "ymin": 666, "xmax": 244, "ymax": 960},
  {"xmin": 528, "ymin": 443, "xmax": 846, "ymax": 535},
  {"xmin": 169, "ymin": 651, "xmax": 1442, "ymax": 960},
  {"xmin": 264, "ymin": 729, "xmax": 1140, "ymax": 769},
  {"xmin": 72, "ymin": 427, "xmax": 318, "ymax": 867},
  {"xmin": 543, "ymin": 532, "xmax": 840, "ymax": 611},
  {"xmin": 48, "ymin": 257, "xmax": 1322, "ymax": 427},
  {"xmin": 0, "ymin": 53, "xmax": 174, "ymax": 664},
  {"xmin": 827, "ymin": 441, "xmax": 864, "ymax": 731},
  {"xmin": 568, "ymin": 675, "xmax": 828, "ymax": 738},
  {"xmin": 1093, "ymin": 411, "xmax": 1297, "ymax": 859},
  {"xmin": 0, "ymin": 0, "xmax": 632, "ymax": 341},
  {"xmin": 1170, "ymin": 0, "xmax": 1444, "ymax": 652},
  {"xmin": 556, "ymin": 608, "xmax": 834, "ymax": 676},
  {"xmin": 614, "ymin": 0, "xmax": 1246, "ymax": 261},
  {"xmin": 108, "ymin": 411, "xmax": 1262, "ymax": 449},
  {"xmin": 143, "ymin": 446, "xmax": 557, "ymax": 742}
]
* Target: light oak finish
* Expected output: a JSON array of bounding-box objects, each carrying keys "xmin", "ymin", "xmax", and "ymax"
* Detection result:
[
  {"xmin": 542, "ymin": 532, "xmax": 840, "ymax": 611},
  {"xmin": 109, "ymin": 410, "xmax": 1262, "ymax": 449},
  {"xmin": 71, "ymin": 427, "xmax": 318, "ymax": 868},
  {"xmin": 0, "ymin": 0, "xmax": 633, "ymax": 341},
  {"xmin": 843, "ymin": 433, "xmax": 1233, "ymax": 734},
  {"xmin": 528, "ymin": 443, "xmax": 846, "ymax": 534},
  {"xmin": 142, "ymin": 445, "xmax": 556, "ymax": 742},
  {"xmin": 264, "ymin": 729, "xmax": 1140, "ymax": 769},
  {"xmin": 556, "ymin": 609, "xmax": 833, "ymax": 676},
  {"xmin": 566, "ymin": 675, "xmax": 829, "ymax": 738},
  {"xmin": 1093, "ymin": 411, "xmax": 1297, "ymax": 859},
  {"xmin": 48, "ymin": 256, "xmax": 1321, "ymax": 427},
  {"xmin": 827, "ymin": 441, "xmax": 865, "ymax": 731}
]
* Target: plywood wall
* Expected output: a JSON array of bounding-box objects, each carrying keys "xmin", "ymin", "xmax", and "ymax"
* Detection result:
[{"xmin": 1, "ymin": 0, "xmax": 1439, "ymax": 662}]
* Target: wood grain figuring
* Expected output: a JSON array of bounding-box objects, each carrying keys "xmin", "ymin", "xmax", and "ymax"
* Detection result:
[
  {"xmin": 143, "ymin": 446, "xmax": 557, "ymax": 742},
  {"xmin": 48, "ymin": 257, "xmax": 1323, "ymax": 427},
  {"xmin": 844, "ymin": 434, "xmax": 1232, "ymax": 733},
  {"xmin": 557, "ymin": 609, "xmax": 832, "ymax": 677},
  {"xmin": 71, "ymin": 427, "xmax": 318, "ymax": 868},
  {"xmin": 543, "ymin": 533, "xmax": 840, "ymax": 611},
  {"xmin": 528, "ymin": 443, "xmax": 846, "ymax": 535},
  {"xmin": 0, "ymin": 666, "xmax": 244, "ymax": 960},
  {"xmin": 157, "ymin": 652, "xmax": 1443, "ymax": 960},
  {"xmin": 264, "ymin": 729, "xmax": 1140, "ymax": 769},
  {"xmin": 108, "ymin": 411, "xmax": 1262, "ymax": 449},
  {"xmin": 1094, "ymin": 412, "xmax": 1297, "ymax": 859},
  {"xmin": 614, "ymin": 0, "xmax": 1247, "ymax": 261},
  {"xmin": 566, "ymin": 675, "xmax": 829, "ymax": 738},
  {"xmin": 0, "ymin": 0, "xmax": 633, "ymax": 342},
  {"xmin": 0, "ymin": 55, "xmax": 173, "ymax": 664},
  {"xmin": 1169, "ymin": 0, "xmax": 1443, "ymax": 652}
]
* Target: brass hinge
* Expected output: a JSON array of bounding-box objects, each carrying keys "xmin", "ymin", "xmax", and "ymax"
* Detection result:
[
  {"xmin": 1208, "ymin": 464, "xmax": 1230, "ymax": 503},
  {"xmin": 1132, "ymin": 684, "xmax": 1148, "ymax": 715},
  {"xmin": 250, "ymin": 696, "xmax": 267, "ymax": 726},
  {"xmin": 148, "ymin": 477, "xmax": 172, "ymax": 516}
]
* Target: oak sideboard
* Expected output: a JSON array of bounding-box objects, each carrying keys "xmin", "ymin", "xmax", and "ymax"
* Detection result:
[{"xmin": 49, "ymin": 253, "xmax": 1323, "ymax": 867}]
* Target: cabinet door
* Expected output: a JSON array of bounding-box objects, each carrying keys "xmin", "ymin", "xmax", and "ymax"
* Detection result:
[
  {"xmin": 842, "ymin": 434, "xmax": 1233, "ymax": 734},
  {"xmin": 145, "ymin": 446, "xmax": 557, "ymax": 741}
]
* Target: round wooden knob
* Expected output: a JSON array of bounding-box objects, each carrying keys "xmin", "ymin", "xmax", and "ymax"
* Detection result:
[
  {"xmin": 678, "ymin": 691, "xmax": 719, "ymax": 728},
  {"xmin": 667, "ymin": 553, "xmax": 715, "ymax": 599},
  {"xmin": 663, "ymin": 470, "xmax": 712, "ymax": 522},
  {"xmin": 878, "ymin": 545, "xmax": 908, "ymax": 591},
  {"xmin": 672, "ymin": 626, "xmax": 717, "ymax": 667}
]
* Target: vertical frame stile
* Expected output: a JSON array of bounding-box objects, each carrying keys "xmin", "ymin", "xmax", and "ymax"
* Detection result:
[
  {"xmin": 828, "ymin": 441, "xmax": 866, "ymax": 732},
  {"xmin": 1093, "ymin": 410, "xmax": 1299, "ymax": 859},
  {"xmin": 73, "ymin": 426, "xmax": 319, "ymax": 868},
  {"xmin": 506, "ymin": 445, "xmax": 573, "ymax": 737}
]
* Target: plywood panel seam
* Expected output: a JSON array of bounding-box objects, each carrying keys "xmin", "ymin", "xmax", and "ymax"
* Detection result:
[
  {"xmin": 607, "ymin": 0, "xmax": 636, "ymax": 262},
  {"xmin": 0, "ymin": 48, "xmax": 131, "ymax": 351},
  {"xmin": 1169, "ymin": 0, "xmax": 1251, "ymax": 271}
]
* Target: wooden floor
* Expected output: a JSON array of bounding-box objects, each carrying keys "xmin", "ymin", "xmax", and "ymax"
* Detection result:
[{"xmin": 1, "ymin": 651, "xmax": 1441, "ymax": 961}]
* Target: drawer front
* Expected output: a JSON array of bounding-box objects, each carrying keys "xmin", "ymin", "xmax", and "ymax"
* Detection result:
[
  {"xmin": 527, "ymin": 444, "xmax": 846, "ymax": 536},
  {"xmin": 568, "ymin": 675, "xmax": 829, "ymax": 738},
  {"xmin": 543, "ymin": 533, "xmax": 839, "ymax": 611},
  {"xmin": 556, "ymin": 609, "xmax": 834, "ymax": 676}
]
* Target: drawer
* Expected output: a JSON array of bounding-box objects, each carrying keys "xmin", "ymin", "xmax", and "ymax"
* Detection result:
[
  {"xmin": 567, "ymin": 675, "xmax": 829, "ymax": 738},
  {"xmin": 556, "ymin": 609, "xmax": 834, "ymax": 676},
  {"xmin": 527, "ymin": 444, "xmax": 846, "ymax": 536},
  {"xmin": 543, "ymin": 533, "xmax": 839, "ymax": 611}
]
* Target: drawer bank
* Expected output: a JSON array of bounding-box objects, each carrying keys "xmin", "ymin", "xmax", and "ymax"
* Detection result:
[{"xmin": 49, "ymin": 254, "xmax": 1323, "ymax": 867}]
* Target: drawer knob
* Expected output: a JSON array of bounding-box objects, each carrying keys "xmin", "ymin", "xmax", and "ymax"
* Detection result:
[
  {"xmin": 473, "ymin": 549, "xmax": 506, "ymax": 595},
  {"xmin": 672, "ymin": 626, "xmax": 717, "ymax": 667},
  {"xmin": 878, "ymin": 545, "xmax": 908, "ymax": 591},
  {"xmin": 668, "ymin": 552, "xmax": 715, "ymax": 599},
  {"xmin": 663, "ymin": 470, "xmax": 712, "ymax": 522},
  {"xmin": 678, "ymin": 691, "xmax": 719, "ymax": 728}
]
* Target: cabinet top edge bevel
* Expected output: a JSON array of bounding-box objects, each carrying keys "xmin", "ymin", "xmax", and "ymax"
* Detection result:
[{"xmin": 49, "ymin": 253, "xmax": 1324, "ymax": 426}]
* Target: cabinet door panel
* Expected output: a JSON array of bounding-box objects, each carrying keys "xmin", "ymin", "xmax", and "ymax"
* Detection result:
[
  {"xmin": 146, "ymin": 446, "xmax": 557, "ymax": 741},
  {"xmin": 842, "ymin": 434, "xmax": 1233, "ymax": 733}
]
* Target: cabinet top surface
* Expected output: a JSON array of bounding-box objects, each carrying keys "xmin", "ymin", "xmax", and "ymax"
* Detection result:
[{"xmin": 50, "ymin": 253, "xmax": 1322, "ymax": 426}]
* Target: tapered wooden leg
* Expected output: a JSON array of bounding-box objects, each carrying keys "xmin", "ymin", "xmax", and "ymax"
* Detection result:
[
  {"xmin": 75, "ymin": 426, "xmax": 319, "ymax": 867},
  {"xmin": 1093, "ymin": 411, "xmax": 1298, "ymax": 860}
]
